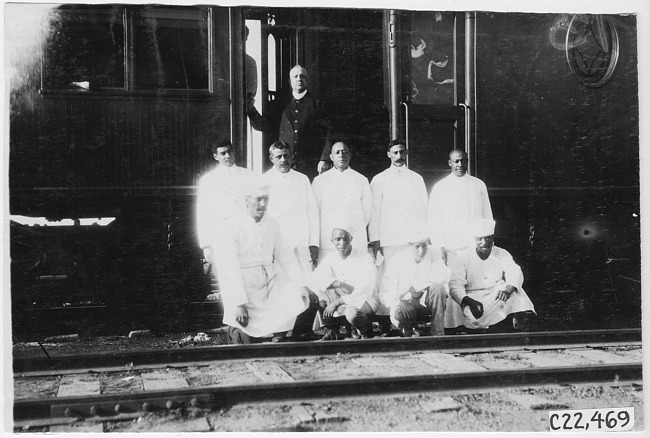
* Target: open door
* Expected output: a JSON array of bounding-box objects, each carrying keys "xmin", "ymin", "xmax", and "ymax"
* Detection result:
[
  {"xmin": 242, "ymin": 7, "xmax": 388, "ymax": 178},
  {"xmin": 244, "ymin": 9, "xmax": 298, "ymax": 173}
]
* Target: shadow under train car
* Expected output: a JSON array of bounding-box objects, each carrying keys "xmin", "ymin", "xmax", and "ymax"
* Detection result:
[{"xmin": 10, "ymin": 213, "xmax": 218, "ymax": 340}]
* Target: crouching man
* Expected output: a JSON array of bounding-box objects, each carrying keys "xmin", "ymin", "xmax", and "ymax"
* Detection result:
[
  {"xmin": 448, "ymin": 218, "xmax": 536, "ymax": 332},
  {"xmin": 378, "ymin": 225, "xmax": 448, "ymax": 337},
  {"xmin": 310, "ymin": 224, "xmax": 377, "ymax": 340},
  {"xmin": 213, "ymin": 180, "xmax": 318, "ymax": 344}
]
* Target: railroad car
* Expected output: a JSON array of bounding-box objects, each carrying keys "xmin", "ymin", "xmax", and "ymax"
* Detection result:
[{"xmin": 8, "ymin": 4, "xmax": 640, "ymax": 338}]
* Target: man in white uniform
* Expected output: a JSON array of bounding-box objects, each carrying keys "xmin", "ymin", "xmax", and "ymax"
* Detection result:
[
  {"xmin": 369, "ymin": 139, "xmax": 429, "ymax": 263},
  {"xmin": 448, "ymin": 218, "xmax": 535, "ymax": 332},
  {"xmin": 428, "ymin": 148, "xmax": 493, "ymax": 263},
  {"xmin": 427, "ymin": 148, "xmax": 493, "ymax": 330},
  {"xmin": 213, "ymin": 180, "xmax": 318, "ymax": 344},
  {"xmin": 261, "ymin": 140, "xmax": 320, "ymax": 281},
  {"xmin": 378, "ymin": 224, "xmax": 449, "ymax": 337},
  {"xmin": 310, "ymin": 224, "xmax": 377, "ymax": 340},
  {"xmin": 195, "ymin": 140, "xmax": 252, "ymax": 266},
  {"xmin": 312, "ymin": 141, "xmax": 372, "ymax": 260}
]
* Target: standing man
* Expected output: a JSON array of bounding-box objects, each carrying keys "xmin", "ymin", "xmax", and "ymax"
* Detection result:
[
  {"xmin": 312, "ymin": 140, "xmax": 372, "ymax": 261},
  {"xmin": 427, "ymin": 148, "xmax": 493, "ymax": 265},
  {"xmin": 212, "ymin": 180, "xmax": 319, "ymax": 344},
  {"xmin": 261, "ymin": 140, "xmax": 320, "ymax": 282},
  {"xmin": 279, "ymin": 65, "xmax": 332, "ymax": 180},
  {"xmin": 427, "ymin": 148, "xmax": 493, "ymax": 330},
  {"xmin": 196, "ymin": 140, "xmax": 252, "ymax": 268},
  {"xmin": 448, "ymin": 218, "xmax": 535, "ymax": 332},
  {"xmin": 369, "ymin": 139, "xmax": 429, "ymax": 263}
]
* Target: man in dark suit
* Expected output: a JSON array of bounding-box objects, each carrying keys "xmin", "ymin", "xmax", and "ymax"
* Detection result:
[{"xmin": 278, "ymin": 65, "xmax": 332, "ymax": 180}]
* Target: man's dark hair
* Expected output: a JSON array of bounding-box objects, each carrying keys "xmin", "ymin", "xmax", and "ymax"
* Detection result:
[
  {"xmin": 269, "ymin": 140, "xmax": 292, "ymax": 154},
  {"xmin": 387, "ymin": 139, "xmax": 406, "ymax": 151},
  {"xmin": 330, "ymin": 136, "xmax": 353, "ymax": 152},
  {"xmin": 211, "ymin": 139, "xmax": 233, "ymax": 154}
]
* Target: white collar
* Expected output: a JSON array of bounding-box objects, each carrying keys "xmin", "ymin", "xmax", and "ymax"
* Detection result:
[
  {"xmin": 217, "ymin": 164, "xmax": 237, "ymax": 173},
  {"xmin": 270, "ymin": 167, "xmax": 292, "ymax": 177},
  {"xmin": 389, "ymin": 164, "xmax": 406, "ymax": 174},
  {"xmin": 331, "ymin": 167, "xmax": 350, "ymax": 175},
  {"xmin": 292, "ymin": 90, "xmax": 308, "ymax": 100}
]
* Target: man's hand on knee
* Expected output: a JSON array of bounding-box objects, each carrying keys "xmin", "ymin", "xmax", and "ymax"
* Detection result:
[
  {"xmin": 496, "ymin": 285, "xmax": 517, "ymax": 302},
  {"xmin": 461, "ymin": 297, "xmax": 484, "ymax": 319},
  {"xmin": 323, "ymin": 301, "xmax": 340, "ymax": 319},
  {"xmin": 235, "ymin": 305, "xmax": 249, "ymax": 327}
]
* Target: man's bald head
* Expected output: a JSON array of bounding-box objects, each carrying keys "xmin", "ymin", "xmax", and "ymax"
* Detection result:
[{"xmin": 448, "ymin": 149, "xmax": 468, "ymax": 177}]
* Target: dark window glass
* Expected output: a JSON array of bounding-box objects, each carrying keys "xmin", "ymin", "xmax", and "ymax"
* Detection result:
[
  {"xmin": 133, "ymin": 6, "xmax": 209, "ymax": 90},
  {"xmin": 406, "ymin": 11, "xmax": 455, "ymax": 105},
  {"xmin": 42, "ymin": 6, "xmax": 124, "ymax": 90}
]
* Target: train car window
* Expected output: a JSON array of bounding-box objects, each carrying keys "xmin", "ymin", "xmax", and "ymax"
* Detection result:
[
  {"xmin": 133, "ymin": 6, "xmax": 209, "ymax": 90},
  {"xmin": 42, "ymin": 6, "xmax": 125, "ymax": 90},
  {"xmin": 406, "ymin": 11, "xmax": 455, "ymax": 105}
]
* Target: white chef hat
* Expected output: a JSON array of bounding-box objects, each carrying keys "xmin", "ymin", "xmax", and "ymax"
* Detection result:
[
  {"xmin": 471, "ymin": 218, "xmax": 496, "ymax": 238},
  {"xmin": 407, "ymin": 221, "xmax": 430, "ymax": 245},
  {"xmin": 331, "ymin": 216, "xmax": 355, "ymax": 236},
  {"xmin": 244, "ymin": 178, "xmax": 270, "ymax": 197}
]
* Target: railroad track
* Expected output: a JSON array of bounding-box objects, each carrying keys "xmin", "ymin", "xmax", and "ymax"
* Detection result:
[
  {"xmin": 14, "ymin": 328, "xmax": 641, "ymax": 373},
  {"xmin": 13, "ymin": 329, "xmax": 642, "ymax": 430}
]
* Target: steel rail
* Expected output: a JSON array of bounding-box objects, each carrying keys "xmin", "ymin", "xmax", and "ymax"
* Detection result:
[
  {"xmin": 13, "ymin": 329, "xmax": 641, "ymax": 373},
  {"xmin": 14, "ymin": 362, "xmax": 641, "ymax": 422}
]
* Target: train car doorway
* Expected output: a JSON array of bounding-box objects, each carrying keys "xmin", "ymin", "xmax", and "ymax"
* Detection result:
[
  {"xmin": 388, "ymin": 10, "xmax": 469, "ymax": 190},
  {"xmin": 240, "ymin": 7, "xmax": 389, "ymax": 179},
  {"xmin": 244, "ymin": 11, "xmax": 298, "ymax": 174}
]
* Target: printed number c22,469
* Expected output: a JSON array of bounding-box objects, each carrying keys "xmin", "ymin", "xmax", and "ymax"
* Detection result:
[{"xmin": 549, "ymin": 408, "xmax": 634, "ymax": 432}]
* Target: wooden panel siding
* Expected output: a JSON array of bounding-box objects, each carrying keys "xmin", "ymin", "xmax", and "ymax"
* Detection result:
[{"xmin": 11, "ymin": 93, "xmax": 227, "ymax": 192}]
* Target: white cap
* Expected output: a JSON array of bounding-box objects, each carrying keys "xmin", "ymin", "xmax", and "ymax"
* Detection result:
[
  {"xmin": 407, "ymin": 221, "xmax": 430, "ymax": 244},
  {"xmin": 244, "ymin": 178, "xmax": 270, "ymax": 197},
  {"xmin": 471, "ymin": 218, "xmax": 496, "ymax": 238},
  {"xmin": 331, "ymin": 216, "xmax": 355, "ymax": 236}
]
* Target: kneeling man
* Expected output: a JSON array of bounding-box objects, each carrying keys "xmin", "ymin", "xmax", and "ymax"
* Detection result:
[
  {"xmin": 310, "ymin": 224, "xmax": 377, "ymax": 340},
  {"xmin": 448, "ymin": 218, "xmax": 535, "ymax": 331},
  {"xmin": 213, "ymin": 180, "xmax": 318, "ymax": 344},
  {"xmin": 379, "ymin": 225, "xmax": 448, "ymax": 337}
]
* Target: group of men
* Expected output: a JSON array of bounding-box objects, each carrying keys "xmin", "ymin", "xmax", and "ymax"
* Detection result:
[{"xmin": 196, "ymin": 65, "xmax": 535, "ymax": 344}]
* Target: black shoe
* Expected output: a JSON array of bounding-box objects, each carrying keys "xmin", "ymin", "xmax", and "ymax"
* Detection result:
[
  {"xmin": 349, "ymin": 328, "xmax": 361, "ymax": 340},
  {"xmin": 513, "ymin": 311, "xmax": 533, "ymax": 331},
  {"xmin": 320, "ymin": 328, "xmax": 340, "ymax": 341},
  {"xmin": 291, "ymin": 331, "xmax": 314, "ymax": 342},
  {"xmin": 379, "ymin": 324, "xmax": 392, "ymax": 337},
  {"xmin": 401, "ymin": 327, "xmax": 414, "ymax": 338}
]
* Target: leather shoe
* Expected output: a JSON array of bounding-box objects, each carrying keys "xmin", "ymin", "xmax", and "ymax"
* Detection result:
[{"xmin": 319, "ymin": 328, "xmax": 340, "ymax": 341}]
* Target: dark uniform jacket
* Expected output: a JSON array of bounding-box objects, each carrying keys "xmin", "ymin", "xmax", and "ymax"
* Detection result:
[{"xmin": 278, "ymin": 91, "xmax": 332, "ymax": 178}]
